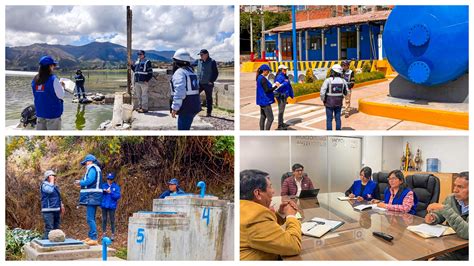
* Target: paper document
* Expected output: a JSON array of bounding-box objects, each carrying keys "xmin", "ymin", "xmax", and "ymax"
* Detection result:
[
  {"xmin": 353, "ymin": 204, "xmax": 372, "ymax": 211},
  {"xmin": 302, "ymin": 222, "xmax": 333, "ymax": 238},
  {"xmin": 338, "ymin": 196, "xmax": 356, "ymax": 201},
  {"xmin": 408, "ymin": 224, "xmax": 450, "ymax": 238}
]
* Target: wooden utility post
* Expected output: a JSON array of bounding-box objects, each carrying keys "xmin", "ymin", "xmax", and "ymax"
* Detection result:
[{"xmin": 126, "ymin": 6, "xmax": 132, "ymax": 104}]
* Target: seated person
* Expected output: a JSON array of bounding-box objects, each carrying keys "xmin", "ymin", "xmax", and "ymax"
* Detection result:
[
  {"xmin": 240, "ymin": 169, "xmax": 302, "ymax": 260},
  {"xmin": 345, "ymin": 166, "xmax": 379, "ymax": 202},
  {"xmin": 159, "ymin": 178, "xmax": 185, "ymax": 199},
  {"xmin": 371, "ymin": 170, "xmax": 417, "ymax": 214},
  {"xmin": 425, "ymin": 171, "xmax": 468, "ymax": 260},
  {"xmin": 281, "ymin": 163, "xmax": 314, "ymax": 197}
]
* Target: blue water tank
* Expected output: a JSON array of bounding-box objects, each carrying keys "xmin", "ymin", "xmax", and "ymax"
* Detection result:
[{"xmin": 383, "ymin": 6, "xmax": 468, "ymax": 86}]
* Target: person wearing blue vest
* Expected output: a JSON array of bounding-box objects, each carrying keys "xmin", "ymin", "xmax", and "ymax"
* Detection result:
[
  {"xmin": 74, "ymin": 69, "xmax": 86, "ymax": 101},
  {"xmin": 40, "ymin": 170, "xmax": 65, "ymax": 239},
  {"xmin": 129, "ymin": 50, "xmax": 153, "ymax": 113},
  {"xmin": 101, "ymin": 173, "xmax": 121, "ymax": 241},
  {"xmin": 345, "ymin": 166, "xmax": 379, "ymax": 202},
  {"xmin": 196, "ymin": 49, "xmax": 219, "ymax": 117},
  {"xmin": 320, "ymin": 64, "xmax": 348, "ymax": 130},
  {"xmin": 341, "ymin": 60, "xmax": 355, "ymax": 118},
  {"xmin": 74, "ymin": 154, "xmax": 103, "ymax": 246},
  {"xmin": 371, "ymin": 170, "xmax": 418, "ymax": 214},
  {"xmin": 170, "ymin": 48, "xmax": 201, "ymax": 130},
  {"xmin": 274, "ymin": 64, "xmax": 294, "ymax": 130},
  {"xmin": 256, "ymin": 64, "xmax": 277, "ymax": 130},
  {"xmin": 159, "ymin": 178, "xmax": 185, "ymax": 199},
  {"xmin": 32, "ymin": 55, "xmax": 65, "ymax": 130}
]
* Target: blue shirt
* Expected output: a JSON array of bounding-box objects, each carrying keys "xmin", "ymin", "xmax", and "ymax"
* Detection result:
[{"xmin": 457, "ymin": 199, "xmax": 469, "ymax": 215}]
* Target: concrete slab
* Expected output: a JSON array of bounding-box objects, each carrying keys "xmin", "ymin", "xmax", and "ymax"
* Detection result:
[
  {"xmin": 131, "ymin": 110, "xmax": 214, "ymax": 130},
  {"xmin": 77, "ymin": 256, "xmax": 125, "ymax": 261},
  {"xmin": 33, "ymin": 238, "xmax": 84, "ymax": 247},
  {"xmin": 24, "ymin": 242, "xmax": 116, "ymax": 261},
  {"xmin": 31, "ymin": 241, "xmax": 89, "ymax": 252}
]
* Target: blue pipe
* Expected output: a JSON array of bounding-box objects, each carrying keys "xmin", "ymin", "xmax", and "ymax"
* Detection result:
[
  {"xmin": 197, "ymin": 181, "xmax": 206, "ymax": 198},
  {"xmin": 102, "ymin": 237, "xmax": 112, "ymax": 261},
  {"xmin": 291, "ymin": 6, "xmax": 298, "ymax": 83}
]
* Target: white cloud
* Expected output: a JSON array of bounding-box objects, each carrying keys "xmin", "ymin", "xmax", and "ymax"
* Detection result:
[{"xmin": 6, "ymin": 5, "xmax": 234, "ymax": 61}]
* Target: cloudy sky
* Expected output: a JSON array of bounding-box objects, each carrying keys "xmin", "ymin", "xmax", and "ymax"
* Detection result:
[{"xmin": 6, "ymin": 5, "xmax": 234, "ymax": 61}]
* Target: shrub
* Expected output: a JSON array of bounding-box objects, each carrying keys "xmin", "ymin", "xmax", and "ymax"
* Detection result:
[
  {"xmin": 362, "ymin": 61, "xmax": 372, "ymax": 73},
  {"xmin": 6, "ymin": 227, "xmax": 41, "ymax": 260},
  {"xmin": 355, "ymin": 71, "xmax": 385, "ymax": 83},
  {"xmin": 292, "ymin": 80, "xmax": 324, "ymax": 97},
  {"xmin": 304, "ymin": 68, "xmax": 316, "ymax": 83}
]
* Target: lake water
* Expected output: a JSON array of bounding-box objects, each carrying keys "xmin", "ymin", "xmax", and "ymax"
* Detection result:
[{"xmin": 5, "ymin": 67, "xmax": 234, "ymax": 130}]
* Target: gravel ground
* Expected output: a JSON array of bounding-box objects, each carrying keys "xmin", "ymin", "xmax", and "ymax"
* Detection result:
[{"xmin": 198, "ymin": 109, "xmax": 234, "ymax": 131}]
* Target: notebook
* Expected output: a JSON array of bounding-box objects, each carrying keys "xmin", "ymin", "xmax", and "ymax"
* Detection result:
[
  {"xmin": 338, "ymin": 196, "xmax": 357, "ymax": 201},
  {"xmin": 301, "ymin": 217, "xmax": 344, "ymax": 238},
  {"xmin": 353, "ymin": 204, "xmax": 372, "ymax": 211},
  {"xmin": 407, "ymin": 224, "xmax": 456, "ymax": 238}
]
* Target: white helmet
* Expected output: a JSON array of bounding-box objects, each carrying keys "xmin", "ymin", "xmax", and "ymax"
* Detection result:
[
  {"xmin": 173, "ymin": 48, "xmax": 193, "ymax": 63},
  {"xmin": 278, "ymin": 64, "xmax": 288, "ymax": 70},
  {"xmin": 331, "ymin": 64, "xmax": 343, "ymax": 74}
]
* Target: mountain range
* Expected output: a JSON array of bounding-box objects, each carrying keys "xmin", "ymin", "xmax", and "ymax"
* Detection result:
[{"xmin": 6, "ymin": 41, "xmax": 175, "ymax": 70}]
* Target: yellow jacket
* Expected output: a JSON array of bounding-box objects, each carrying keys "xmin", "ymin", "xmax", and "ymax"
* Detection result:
[{"xmin": 240, "ymin": 200, "xmax": 302, "ymax": 260}]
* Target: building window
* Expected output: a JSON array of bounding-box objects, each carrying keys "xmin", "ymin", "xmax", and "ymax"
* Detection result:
[
  {"xmin": 265, "ymin": 41, "xmax": 276, "ymax": 52},
  {"xmin": 309, "ymin": 35, "xmax": 322, "ymax": 50},
  {"xmin": 341, "ymin": 31, "xmax": 357, "ymax": 49}
]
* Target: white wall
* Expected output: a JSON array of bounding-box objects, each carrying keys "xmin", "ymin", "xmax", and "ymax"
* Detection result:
[
  {"xmin": 382, "ymin": 136, "xmax": 404, "ymax": 171},
  {"xmin": 362, "ymin": 136, "xmax": 383, "ymax": 173},
  {"xmin": 401, "ymin": 136, "xmax": 468, "ymax": 173}
]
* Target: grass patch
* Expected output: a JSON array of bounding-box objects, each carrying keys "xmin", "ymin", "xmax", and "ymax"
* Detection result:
[{"xmin": 115, "ymin": 247, "xmax": 128, "ymax": 260}]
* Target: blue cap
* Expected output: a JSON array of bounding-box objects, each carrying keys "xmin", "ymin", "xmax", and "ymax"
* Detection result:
[
  {"xmin": 81, "ymin": 154, "xmax": 97, "ymax": 165},
  {"xmin": 259, "ymin": 64, "xmax": 271, "ymax": 71},
  {"xmin": 168, "ymin": 178, "xmax": 179, "ymax": 185},
  {"xmin": 39, "ymin": 55, "xmax": 58, "ymax": 66},
  {"xmin": 107, "ymin": 173, "xmax": 115, "ymax": 180}
]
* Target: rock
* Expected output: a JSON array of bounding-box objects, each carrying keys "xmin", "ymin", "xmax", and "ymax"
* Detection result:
[{"xmin": 48, "ymin": 229, "xmax": 66, "ymax": 242}]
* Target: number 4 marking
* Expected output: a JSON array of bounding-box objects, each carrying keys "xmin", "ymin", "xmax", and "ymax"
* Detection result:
[{"xmin": 202, "ymin": 207, "xmax": 211, "ymax": 226}]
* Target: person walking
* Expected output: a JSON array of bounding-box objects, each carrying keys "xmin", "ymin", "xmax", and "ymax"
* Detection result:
[{"xmin": 320, "ymin": 64, "xmax": 348, "ymax": 130}]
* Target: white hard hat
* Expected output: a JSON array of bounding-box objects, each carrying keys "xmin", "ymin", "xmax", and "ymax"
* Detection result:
[
  {"xmin": 278, "ymin": 64, "xmax": 288, "ymax": 70},
  {"xmin": 331, "ymin": 64, "xmax": 343, "ymax": 74},
  {"xmin": 173, "ymin": 48, "xmax": 193, "ymax": 63}
]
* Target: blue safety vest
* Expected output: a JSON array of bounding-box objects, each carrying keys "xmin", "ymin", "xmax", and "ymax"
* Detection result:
[
  {"xmin": 40, "ymin": 181, "xmax": 62, "ymax": 212},
  {"xmin": 383, "ymin": 187, "xmax": 418, "ymax": 215},
  {"xmin": 79, "ymin": 164, "xmax": 103, "ymax": 206},
  {"xmin": 170, "ymin": 66, "xmax": 201, "ymax": 115},
  {"xmin": 352, "ymin": 180, "xmax": 377, "ymax": 200},
  {"xmin": 134, "ymin": 59, "xmax": 152, "ymax": 82},
  {"xmin": 256, "ymin": 74, "xmax": 275, "ymax": 106},
  {"xmin": 32, "ymin": 75, "xmax": 63, "ymax": 119},
  {"xmin": 274, "ymin": 73, "xmax": 294, "ymax": 98}
]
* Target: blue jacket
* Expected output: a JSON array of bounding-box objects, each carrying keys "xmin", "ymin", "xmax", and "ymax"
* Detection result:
[
  {"xmin": 256, "ymin": 74, "xmax": 275, "ymax": 106},
  {"xmin": 32, "ymin": 75, "xmax": 63, "ymax": 119},
  {"xmin": 352, "ymin": 180, "xmax": 377, "ymax": 200},
  {"xmin": 132, "ymin": 59, "xmax": 153, "ymax": 82},
  {"xmin": 170, "ymin": 66, "xmax": 201, "ymax": 115},
  {"xmin": 79, "ymin": 164, "xmax": 103, "ymax": 206},
  {"xmin": 383, "ymin": 187, "xmax": 418, "ymax": 215},
  {"xmin": 101, "ymin": 182, "xmax": 121, "ymax": 210},
  {"xmin": 159, "ymin": 188, "xmax": 185, "ymax": 199},
  {"xmin": 74, "ymin": 74, "xmax": 85, "ymax": 87},
  {"xmin": 40, "ymin": 180, "xmax": 62, "ymax": 212},
  {"xmin": 274, "ymin": 72, "xmax": 294, "ymax": 98}
]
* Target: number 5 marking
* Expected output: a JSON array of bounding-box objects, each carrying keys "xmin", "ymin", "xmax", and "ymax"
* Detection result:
[{"xmin": 137, "ymin": 228, "xmax": 145, "ymax": 243}]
